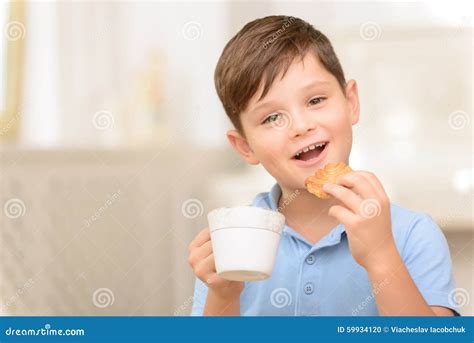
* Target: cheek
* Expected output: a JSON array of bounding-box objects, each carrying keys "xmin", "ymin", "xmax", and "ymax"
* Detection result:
[
  {"xmin": 325, "ymin": 104, "xmax": 352, "ymax": 134},
  {"xmin": 320, "ymin": 106, "xmax": 353, "ymax": 153},
  {"xmin": 250, "ymin": 131, "xmax": 287, "ymax": 164}
]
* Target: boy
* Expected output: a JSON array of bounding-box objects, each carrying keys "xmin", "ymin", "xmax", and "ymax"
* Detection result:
[{"xmin": 188, "ymin": 15, "xmax": 460, "ymax": 316}]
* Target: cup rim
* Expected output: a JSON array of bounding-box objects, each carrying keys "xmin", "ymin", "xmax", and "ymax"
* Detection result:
[
  {"xmin": 209, "ymin": 226, "xmax": 283, "ymax": 234},
  {"xmin": 207, "ymin": 206, "xmax": 286, "ymax": 234},
  {"xmin": 208, "ymin": 205, "xmax": 285, "ymax": 220}
]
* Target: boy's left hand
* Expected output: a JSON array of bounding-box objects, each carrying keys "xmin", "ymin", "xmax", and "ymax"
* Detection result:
[{"xmin": 322, "ymin": 171, "xmax": 398, "ymax": 271}]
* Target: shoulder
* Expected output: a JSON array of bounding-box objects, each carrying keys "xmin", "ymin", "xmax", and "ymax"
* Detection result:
[
  {"xmin": 389, "ymin": 202, "xmax": 447, "ymax": 257},
  {"xmin": 389, "ymin": 202, "xmax": 441, "ymax": 234}
]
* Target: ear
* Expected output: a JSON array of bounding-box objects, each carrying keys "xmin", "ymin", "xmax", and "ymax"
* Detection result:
[
  {"xmin": 226, "ymin": 129, "xmax": 260, "ymax": 165},
  {"xmin": 345, "ymin": 79, "xmax": 360, "ymax": 126}
]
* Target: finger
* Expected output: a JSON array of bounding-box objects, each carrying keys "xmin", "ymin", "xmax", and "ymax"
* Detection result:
[
  {"xmin": 357, "ymin": 171, "xmax": 388, "ymax": 200},
  {"xmin": 335, "ymin": 172, "xmax": 377, "ymax": 199},
  {"xmin": 188, "ymin": 227, "xmax": 211, "ymax": 251},
  {"xmin": 205, "ymin": 272, "xmax": 221, "ymax": 285},
  {"xmin": 328, "ymin": 205, "xmax": 358, "ymax": 227},
  {"xmin": 207, "ymin": 273, "xmax": 235, "ymax": 288},
  {"xmin": 189, "ymin": 240, "xmax": 213, "ymax": 264},
  {"xmin": 195, "ymin": 253, "xmax": 216, "ymax": 279},
  {"xmin": 323, "ymin": 183, "xmax": 362, "ymax": 214}
]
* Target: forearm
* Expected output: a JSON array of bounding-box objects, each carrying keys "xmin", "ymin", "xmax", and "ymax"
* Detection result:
[
  {"xmin": 203, "ymin": 290, "xmax": 240, "ymax": 316},
  {"xmin": 366, "ymin": 244, "xmax": 435, "ymax": 316}
]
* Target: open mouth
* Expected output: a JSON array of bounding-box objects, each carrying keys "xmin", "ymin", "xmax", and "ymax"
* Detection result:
[{"xmin": 292, "ymin": 141, "xmax": 328, "ymax": 162}]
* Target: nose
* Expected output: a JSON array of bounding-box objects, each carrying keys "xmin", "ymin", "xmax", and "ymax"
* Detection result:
[{"xmin": 289, "ymin": 110, "xmax": 317, "ymax": 138}]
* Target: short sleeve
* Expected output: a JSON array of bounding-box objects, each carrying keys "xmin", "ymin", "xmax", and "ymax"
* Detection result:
[
  {"xmin": 401, "ymin": 213, "xmax": 460, "ymax": 315},
  {"xmin": 190, "ymin": 277, "xmax": 209, "ymax": 316}
]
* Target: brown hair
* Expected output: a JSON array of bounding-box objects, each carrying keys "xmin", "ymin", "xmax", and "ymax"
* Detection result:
[{"xmin": 214, "ymin": 15, "xmax": 347, "ymax": 134}]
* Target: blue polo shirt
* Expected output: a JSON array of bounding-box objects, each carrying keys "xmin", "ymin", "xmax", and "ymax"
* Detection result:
[{"xmin": 191, "ymin": 183, "xmax": 460, "ymax": 316}]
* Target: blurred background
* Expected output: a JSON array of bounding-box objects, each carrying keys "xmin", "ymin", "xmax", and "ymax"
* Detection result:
[{"xmin": 0, "ymin": 0, "xmax": 472, "ymax": 316}]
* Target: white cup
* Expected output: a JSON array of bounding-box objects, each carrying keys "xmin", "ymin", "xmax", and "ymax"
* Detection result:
[{"xmin": 207, "ymin": 206, "xmax": 286, "ymax": 282}]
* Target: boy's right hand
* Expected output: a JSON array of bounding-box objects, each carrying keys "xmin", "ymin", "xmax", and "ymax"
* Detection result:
[{"xmin": 188, "ymin": 227, "xmax": 244, "ymax": 300}]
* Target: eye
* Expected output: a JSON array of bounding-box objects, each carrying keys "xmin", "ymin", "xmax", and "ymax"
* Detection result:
[
  {"xmin": 262, "ymin": 113, "xmax": 281, "ymax": 124},
  {"xmin": 309, "ymin": 97, "xmax": 326, "ymax": 106}
]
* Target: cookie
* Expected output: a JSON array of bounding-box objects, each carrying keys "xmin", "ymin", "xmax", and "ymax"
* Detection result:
[{"xmin": 305, "ymin": 162, "xmax": 353, "ymax": 199}]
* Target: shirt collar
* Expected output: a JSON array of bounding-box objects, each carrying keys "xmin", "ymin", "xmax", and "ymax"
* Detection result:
[{"xmin": 269, "ymin": 182, "xmax": 346, "ymax": 249}]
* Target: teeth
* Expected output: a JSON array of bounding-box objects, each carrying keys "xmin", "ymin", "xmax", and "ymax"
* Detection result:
[{"xmin": 294, "ymin": 142, "xmax": 326, "ymax": 158}]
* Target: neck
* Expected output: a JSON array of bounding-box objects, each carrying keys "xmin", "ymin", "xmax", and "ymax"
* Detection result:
[{"xmin": 277, "ymin": 184, "xmax": 341, "ymax": 236}]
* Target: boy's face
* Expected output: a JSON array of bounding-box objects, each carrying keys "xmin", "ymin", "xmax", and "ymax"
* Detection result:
[{"xmin": 227, "ymin": 52, "xmax": 360, "ymax": 191}]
